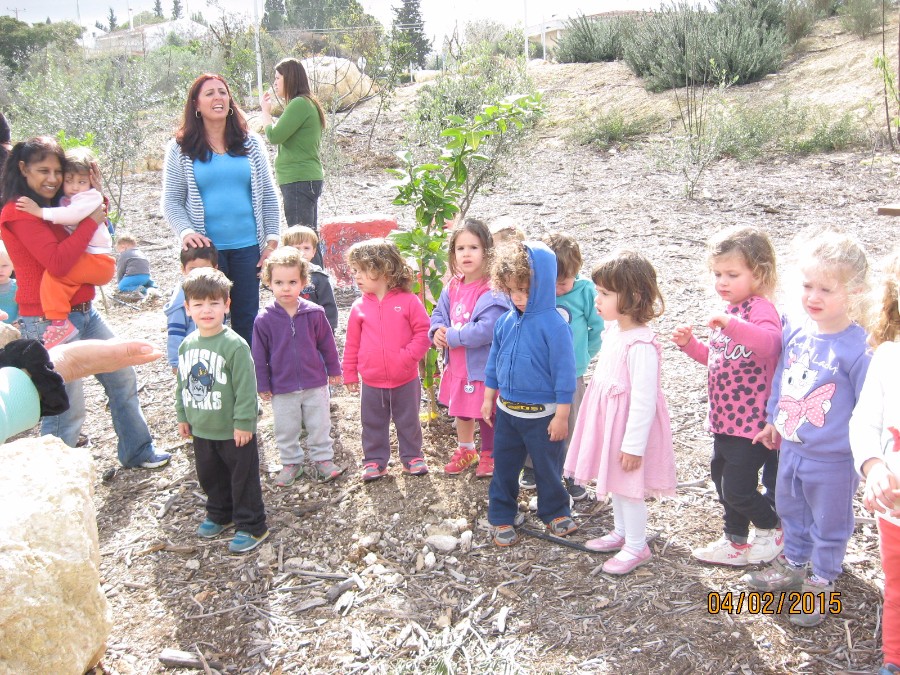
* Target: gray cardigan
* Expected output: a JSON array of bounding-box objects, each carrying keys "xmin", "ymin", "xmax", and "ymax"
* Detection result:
[{"xmin": 161, "ymin": 132, "xmax": 281, "ymax": 252}]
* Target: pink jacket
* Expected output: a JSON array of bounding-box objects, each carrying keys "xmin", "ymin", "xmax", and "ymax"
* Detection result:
[{"xmin": 342, "ymin": 288, "xmax": 431, "ymax": 388}]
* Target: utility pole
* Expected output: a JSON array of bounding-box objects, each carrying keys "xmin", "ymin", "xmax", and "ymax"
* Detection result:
[{"xmin": 7, "ymin": 6, "xmax": 25, "ymax": 20}]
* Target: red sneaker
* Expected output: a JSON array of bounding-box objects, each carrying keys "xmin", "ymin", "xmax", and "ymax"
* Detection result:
[
  {"xmin": 42, "ymin": 319, "xmax": 79, "ymax": 349},
  {"xmin": 444, "ymin": 447, "xmax": 478, "ymax": 475},
  {"xmin": 475, "ymin": 453, "xmax": 494, "ymax": 478}
]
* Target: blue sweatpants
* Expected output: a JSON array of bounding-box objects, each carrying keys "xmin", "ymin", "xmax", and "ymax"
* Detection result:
[
  {"xmin": 775, "ymin": 449, "xmax": 858, "ymax": 581},
  {"xmin": 488, "ymin": 408, "xmax": 571, "ymax": 527}
]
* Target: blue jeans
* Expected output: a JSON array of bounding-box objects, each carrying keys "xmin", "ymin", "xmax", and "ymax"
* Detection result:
[
  {"xmin": 20, "ymin": 307, "xmax": 158, "ymax": 468},
  {"xmin": 118, "ymin": 274, "xmax": 156, "ymax": 292},
  {"xmin": 488, "ymin": 408, "xmax": 571, "ymax": 527},
  {"xmin": 280, "ymin": 180, "xmax": 324, "ymax": 266},
  {"xmin": 216, "ymin": 245, "xmax": 260, "ymax": 347}
]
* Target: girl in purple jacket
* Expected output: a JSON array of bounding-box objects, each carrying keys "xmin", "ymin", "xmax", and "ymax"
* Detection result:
[
  {"xmin": 430, "ymin": 219, "xmax": 510, "ymax": 478},
  {"xmin": 253, "ymin": 247, "xmax": 344, "ymax": 487}
]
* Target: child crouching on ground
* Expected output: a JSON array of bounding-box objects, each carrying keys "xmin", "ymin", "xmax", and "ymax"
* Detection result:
[
  {"xmin": 279, "ymin": 225, "xmax": 338, "ymax": 333},
  {"xmin": 115, "ymin": 232, "xmax": 157, "ymax": 294},
  {"xmin": 342, "ymin": 239, "xmax": 432, "ymax": 481},
  {"xmin": 253, "ymin": 247, "xmax": 344, "ymax": 486},
  {"xmin": 15, "ymin": 146, "xmax": 114, "ymax": 347},
  {"xmin": 483, "ymin": 241, "xmax": 578, "ymax": 546},
  {"xmin": 176, "ymin": 268, "xmax": 268, "ymax": 553}
]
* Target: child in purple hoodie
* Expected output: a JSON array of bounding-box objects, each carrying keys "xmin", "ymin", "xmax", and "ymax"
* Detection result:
[{"xmin": 253, "ymin": 247, "xmax": 344, "ymax": 486}]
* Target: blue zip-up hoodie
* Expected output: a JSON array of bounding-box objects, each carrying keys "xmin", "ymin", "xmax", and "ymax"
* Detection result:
[
  {"xmin": 251, "ymin": 298, "xmax": 341, "ymax": 394},
  {"xmin": 163, "ymin": 286, "xmax": 195, "ymax": 368},
  {"xmin": 484, "ymin": 242, "xmax": 576, "ymax": 404}
]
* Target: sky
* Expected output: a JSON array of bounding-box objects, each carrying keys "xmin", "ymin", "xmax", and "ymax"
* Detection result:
[{"xmin": 8, "ymin": 0, "xmax": 664, "ymax": 43}]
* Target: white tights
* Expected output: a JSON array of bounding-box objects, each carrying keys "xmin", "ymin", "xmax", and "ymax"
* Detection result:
[{"xmin": 611, "ymin": 493, "xmax": 647, "ymax": 556}]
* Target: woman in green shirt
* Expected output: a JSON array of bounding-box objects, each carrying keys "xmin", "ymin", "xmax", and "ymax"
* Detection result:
[{"xmin": 260, "ymin": 58, "xmax": 326, "ymax": 266}]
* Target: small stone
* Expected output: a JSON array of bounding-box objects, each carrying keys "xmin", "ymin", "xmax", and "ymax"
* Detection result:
[
  {"xmin": 185, "ymin": 559, "xmax": 200, "ymax": 570},
  {"xmin": 459, "ymin": 531, "xmax": 473, "ymax": 552},
  {"xmin": 424, "ymin": 551, "xmax": 436, "ymax": 569},
  {"xmin": 363, "ymin": 552, "xmax": 378, "ymax": 566},
  {"xmin": 425, "ymin": 535, "xmax": 459, "ymax": 554},
  {"xmin": 359, "ymin": 533, "xmax": 380, "ymax": 548}
]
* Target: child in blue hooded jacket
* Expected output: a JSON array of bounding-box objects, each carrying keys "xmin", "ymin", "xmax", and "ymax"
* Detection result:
[{"xmin": 481, "ymin": 241, "xmax": 578, "ymax": 546}]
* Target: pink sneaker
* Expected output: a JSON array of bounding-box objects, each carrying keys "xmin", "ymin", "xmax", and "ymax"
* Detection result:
[
  {"xmin": 42, "ymin": 319, "xmax": 79, "ymax": 348},
  {"xmin": 585, "ymin": 531, "xmax": 625, "ymax": 552},
  {"xmin": 602, "ymin": 544, "xmax": 652, "ymax": 575}
]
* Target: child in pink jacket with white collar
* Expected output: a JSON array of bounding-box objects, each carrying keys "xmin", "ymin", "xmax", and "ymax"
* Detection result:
[{"xmin": 342, "ymin": 239, "xmax": 432, "ymax": 482}]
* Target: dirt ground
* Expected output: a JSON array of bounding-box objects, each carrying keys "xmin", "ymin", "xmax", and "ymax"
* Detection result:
[{"xmin": 28, "ymin": 15, "xmax": 900, "ymax": 675}]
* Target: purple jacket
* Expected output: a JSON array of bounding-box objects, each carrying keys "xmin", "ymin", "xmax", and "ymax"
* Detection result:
[
  {"xmin": 252, "ymin": 298, "xmax": 341, "ymax": 394},
  {"xmin": 429, "ymin": 277, "xmax": 511, "ymax": 382}
]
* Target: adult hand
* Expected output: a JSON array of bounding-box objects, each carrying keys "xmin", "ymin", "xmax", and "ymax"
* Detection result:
[
  {"xmin": 260, "ymin": 91, "xmax": 273, "ymax": 115},
  {"xmin": 49, "ymin": 339, "xmax": 163, "ymax": 383},
  {"xmin": 182, "ymin": 233, "xmax": 212, "ymax": 249},
  {"xmin": 89, "ymin": 202, "xmax": 107, "ymax": 225},
  {"xmin": 257, "ymin": 244, "xmax": 277, "ymax": 271},
  {"xmin": 90, "ymin": 162, "xmax": 103, "ymax": 192}
]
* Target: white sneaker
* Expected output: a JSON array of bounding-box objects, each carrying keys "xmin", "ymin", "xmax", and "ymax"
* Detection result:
[
  {"xmin": 692, "ymin": 536, "xmax": 750, "ymax": 566},
  {"xmin": 747, "ymin": 527, "xmax": 784, "ymax": 564}
]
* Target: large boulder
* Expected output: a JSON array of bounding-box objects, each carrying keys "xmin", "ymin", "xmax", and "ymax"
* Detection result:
[
  {"xmin": 0, "ymin": 435, "xmax": 111, "ymax": 674},
  {"xmin": 303, "ymin": 56, "xmax": 376, "ymax": 111}
]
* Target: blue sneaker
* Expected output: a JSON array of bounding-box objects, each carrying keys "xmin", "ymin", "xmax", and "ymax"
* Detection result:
[
  {"xmin": 197, "ymin": 519, "xmax": 233, "ymax": 538},
  {"xmin": 229, "ymin": 530, "xmax": 270, "ymax": 553},
  {"xmin": 139, "ymin": 452, "xmax": 171, "ymax": 469}
]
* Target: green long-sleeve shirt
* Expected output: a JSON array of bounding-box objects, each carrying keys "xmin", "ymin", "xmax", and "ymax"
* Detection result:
[
  {"xmin": 557, "ymin": 276, "xmax": 604, "ymax": 377},
  {"xmin": 175, "ymin": 327, "xmax": 257, "ymax": 440},
  {"xmin": 264, "ymin": 95, "xmax": 323, "ymax": 185}
]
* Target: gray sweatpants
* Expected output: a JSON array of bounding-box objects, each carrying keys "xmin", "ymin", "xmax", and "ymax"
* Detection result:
[
  {"xmin": 272, "ymin": 386, "xmax": 333, "ymax": 464},
  {"xmin": 361, "ymin": 379, "xmax": 422, "ymax": 468}
]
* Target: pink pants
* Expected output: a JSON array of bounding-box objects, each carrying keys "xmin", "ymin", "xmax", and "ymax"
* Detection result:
[{"xmin": 880, "ymin": 517, "xmax": 900, "ymax": 666}]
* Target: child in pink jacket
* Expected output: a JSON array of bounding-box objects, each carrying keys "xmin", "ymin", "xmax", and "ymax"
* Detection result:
[{"xmin": 342, "ymin": 239, "xmax": 432, "ymax": 481}]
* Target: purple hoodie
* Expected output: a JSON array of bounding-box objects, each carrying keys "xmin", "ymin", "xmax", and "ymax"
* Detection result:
[{"xmin": 252, "ymin": 298, "xmax": 341, "ymax": 394}]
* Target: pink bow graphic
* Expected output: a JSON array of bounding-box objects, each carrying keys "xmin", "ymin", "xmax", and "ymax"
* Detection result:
[{"xmin": 778, "ymin": 383, "xmax": 835, "ymax": 437}]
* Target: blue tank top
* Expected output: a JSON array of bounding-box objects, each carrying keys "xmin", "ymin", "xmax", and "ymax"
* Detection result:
[{"xmin": 193, "ymin": 153, "xmax": 257, "ymax": 250}]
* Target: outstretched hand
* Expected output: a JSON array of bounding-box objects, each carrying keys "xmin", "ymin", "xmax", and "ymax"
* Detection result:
[{"xmin": 49, "ymin": 339, "xmax": 162, "ymax": 383}]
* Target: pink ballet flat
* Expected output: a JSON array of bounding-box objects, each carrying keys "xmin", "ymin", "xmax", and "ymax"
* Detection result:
[
  {"xmin": 585, "ymin": 531, "xmax": 625, "ymax": 552},
  {"xmin": 602, "ymin": 545, "xmax": 652, "ymax": 575}
]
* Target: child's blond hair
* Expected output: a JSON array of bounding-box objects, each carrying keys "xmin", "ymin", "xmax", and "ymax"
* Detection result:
[
  {"xmin": 346, "ymin": 238, "xmax": 413, "ymax": 291},
  {"xmin": 116, "ymin": 232, "xmax": 137, "ymax": 248},
  {"xmin": 183, "ymin": 267, "xmax": 232, "ymax": 303},
  {"xmin": 489, "ymin": 216, "xmax": 526, "ymax": 246},
  {"xmin": 490, "ymin": 241, "xmax": 531, "ymax": 294},
  {"xmin": 281, "ymin": 225, "xmax": 319, "ymax": 249},
  {"xmin": 64, "ymin": 146, "xmax": 97, "ymax": 175},
  {"xmin": 261, "ymin": 246, "xmax": 309, "ymax": 287},
  {"xmin": 867, "ymin": 248, "xmax": 900, "ymax": 348},
  {"xmin": 796, "ymin": 229, "xmax": 871, "ymax": 325},
  {"xmin": 592, "ymin": 250, "xmax": 665, "ymax": 324},
  {"xmin": 542, "ymin": 233, "xmax": 582, "ymax": 280},
  {"xmin": 708, "ymin": 226, "xmax": 777, "ymax": 298}
]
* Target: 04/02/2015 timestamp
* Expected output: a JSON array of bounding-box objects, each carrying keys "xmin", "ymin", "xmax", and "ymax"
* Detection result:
[{"xmin": 707, "ymin": 591, "xmax": 842, "ymax": 615}]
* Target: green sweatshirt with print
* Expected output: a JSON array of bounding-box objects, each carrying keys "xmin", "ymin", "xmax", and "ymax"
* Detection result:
[
  {"xmin": 175, "ymin": 327, "xmax": 257, "ymax": 440},
  {"xmin": 264, "ymin": 95, "xmax": 323, "ymax": 184}
]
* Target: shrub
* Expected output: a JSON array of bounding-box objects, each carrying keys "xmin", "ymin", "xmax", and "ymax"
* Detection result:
[
  {"xmin": 622, "ymin": 0, "xmax": 785, "ymax": 92},
  {"xmin": 784, "ymin": 0, "xmax": 818, "ymax": 44},
  {"xmin": 839, "ymin": 0, "xmax": 882, "ymax": 38},
  {"xmin": 571, "ymin": 110, "xmax": 661, "ymax": 149},
  {"xmin": 812, "ymin": 0, "xmax": 841, "ymax": 16},
  {"xmin": 556, "ymin": 14, "xmax": 633, "ymax": 63}
]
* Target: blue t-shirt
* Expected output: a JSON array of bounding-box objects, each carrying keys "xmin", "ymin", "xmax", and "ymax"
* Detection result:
[
  {"xmin": 0, "ymin": 280, "xmax": 18, "ymax": 323},
  {"xmin": 192, "ymin": 153, "xmax": 257, "ymax": 250}
]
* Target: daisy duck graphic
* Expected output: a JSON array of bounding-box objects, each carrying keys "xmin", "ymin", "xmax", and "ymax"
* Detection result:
[{"xmin": 774, "ymin": 352, "xmax": 835, "ymax": 443}]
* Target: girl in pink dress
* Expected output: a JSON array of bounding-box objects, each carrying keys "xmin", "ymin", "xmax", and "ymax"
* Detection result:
[
  {"xmin": 430, "ymin": 219, "xmax": 510, "ymax": 477},
  {"xmin": 565, "ymin": 251, "xmax": 676, "ymax": 575}
]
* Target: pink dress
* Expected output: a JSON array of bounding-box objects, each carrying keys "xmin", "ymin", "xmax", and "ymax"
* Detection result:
[
  {"xmin": 565, "ymin": 324, "xmax": 676, "ymax": 500},
  {"xmin": 438, "ymin": 278, "xmax": 490, "ymax": 418}
]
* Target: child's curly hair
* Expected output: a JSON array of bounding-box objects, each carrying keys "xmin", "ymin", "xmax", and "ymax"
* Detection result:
[
  {"xmin": 448, "ymin": 218, "xmax": 493, "ymax": 278},
  {"xmin": 867, "ymin": 248, "xmax": 900, "ymax": 348},
  {"xmin": 261, "ymin": 246, "xmax": 309, "ymax": 287},
  {"xmin": 708, "ymin": 225, "xmax": 777, "ymax": 298},
  {"xmin": 346, "ymin": 238, "xmax": 413, "ymax": 291},
  {"xmin": 592, "ymin": 250, "xmax": 665, "ymax": 324},
  {"xmin": 796, "ymin": 228, "xmax": 871, "ymax": 326},
  {"xmin": 490, "ymin": 241, "xmax": 531, "ymax": 294}
]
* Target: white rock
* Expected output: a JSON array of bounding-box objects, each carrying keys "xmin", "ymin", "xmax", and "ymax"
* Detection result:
[
  {"xmin": 363, "ymin": 552, "xmax": 379, "ymax": 566},
  {"xmin": 424, "ymin": 551, "xmax": 437, "ymax": 569},
  {"xmin": 185, "ymin": 559, "xmax": 200, "ymax": 570},
  {"xmin": 359, "ymin": 533, "xmax": 381, "ymax": 548},
  {"xmin": 0, "ymin": 436, "xmax": 112, "ymax": 674},
  {"xmin": 459, "ymin": 531, "xmax": 474, "ymax": 552},
  {"xmin": 425, "ymin": 535, "xmax": 459, "ymax": 554}
]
